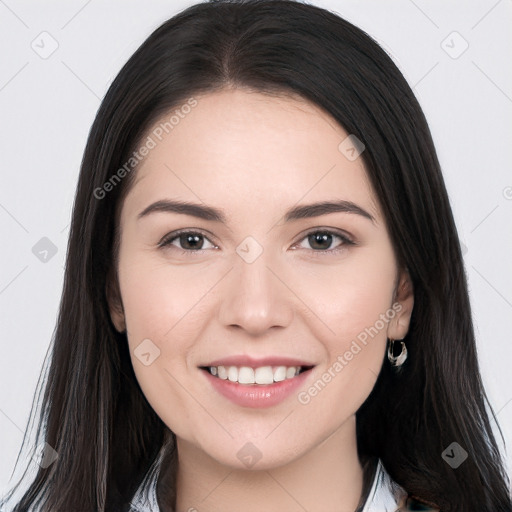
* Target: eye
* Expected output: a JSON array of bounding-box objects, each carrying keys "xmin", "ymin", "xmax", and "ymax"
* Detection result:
[
  {"xmin": 292, "ymin": 229, "xmax": 355, "ymax": 255},
  {"xmin": 158, "ymin": 230, "xmax": 218, "ymax": 253},
  {"xmin": 158, "ymin": 228, "xmax": 355, "ymax": 256}
]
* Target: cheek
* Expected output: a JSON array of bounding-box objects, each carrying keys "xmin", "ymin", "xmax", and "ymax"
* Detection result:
[
  {"xmin": 119, "ymin": 255, "xmax": 211, "ymax": 341},
  {"xmin": 294, "ymin": 246, "xmax": 397, "ymax": 343},
  {"xmin": 292, "ymin": 248, "xmax": 396, "ymax": 414},
  {"xmin": 117, "ymin": 255, "xmax": 225, "ymax": 440}
]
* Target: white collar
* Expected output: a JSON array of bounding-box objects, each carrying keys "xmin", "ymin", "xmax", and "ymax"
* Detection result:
[{"xmin": 361, "ymin": 458, "xmax": 408, "ymax": 511}]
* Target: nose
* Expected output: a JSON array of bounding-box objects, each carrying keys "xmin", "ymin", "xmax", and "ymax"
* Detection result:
[{"xmin": 218, "ymin": 249, "xmax": 294, "ymax": 336}]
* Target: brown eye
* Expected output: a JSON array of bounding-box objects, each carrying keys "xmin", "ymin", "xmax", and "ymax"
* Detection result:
[
  {"xmin": 308, "ymin": 232, "xmax": 336, "ymax": 250},
  {"xmin": 177, "ymin": 233, "xmax": 204, "ymax": 250},
  {"xmin": 159, "ymin": 231, "xmax": 217, "ymax": 252},
  {"xmin": 293, "ymin": 229, "xmax": 355, "ymax": 253}
]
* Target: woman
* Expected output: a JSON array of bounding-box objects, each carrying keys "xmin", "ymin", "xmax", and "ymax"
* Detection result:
[{"xmin": 2, "ymin": 1, "xmax": 511, "ymax": 510}]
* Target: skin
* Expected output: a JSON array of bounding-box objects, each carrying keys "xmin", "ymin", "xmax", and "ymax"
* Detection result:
[{"xmin": 108, "ymin": 88, "xmax": 414, "ymax": 512}]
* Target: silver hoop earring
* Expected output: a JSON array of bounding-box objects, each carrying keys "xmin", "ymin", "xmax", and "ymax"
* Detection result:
[{"xmin": 387, "ymin": 338, "xmax": 408, "ymax": 369}]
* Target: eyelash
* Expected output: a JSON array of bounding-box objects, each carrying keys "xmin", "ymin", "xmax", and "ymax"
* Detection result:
[{"xmin": 158, "ymin": 228, "xmax": 356, "ymax": 257}]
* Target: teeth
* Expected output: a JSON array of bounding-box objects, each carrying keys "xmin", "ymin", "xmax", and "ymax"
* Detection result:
[
  {"xmin": 273, "ymin": 366, "xmax": 287, "ymax": 382},
  {"xmin": 228, "ymin": 366, "xmax": 238, "ymax": 382},
  {"xmin": 217, "ymin": 366, "xmax": 228, "ymax": 379},
  {"xmin": 238, "ymin": 367, "xmax": 254, "ymax": 384},
  {"xmin": 286, "ymin": 366, "xmax": 297, "ymax": 379},
  {"xmin": 255, "ymin": 366, "xmax": 274, "ymax": 384},
  {"xmin": 208, "ymin": 365, "xmax": 302, "ymax": 384}
]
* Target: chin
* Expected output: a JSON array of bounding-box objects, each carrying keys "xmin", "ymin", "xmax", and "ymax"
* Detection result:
[{"xmin": 195, "ymin": 435, "xmax": 309, "ymax": 472}]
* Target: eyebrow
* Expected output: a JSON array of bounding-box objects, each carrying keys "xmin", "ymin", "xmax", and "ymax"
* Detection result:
[{"xmin": 137, "ymin": 199, "xmax": 375, "ymax": 224}]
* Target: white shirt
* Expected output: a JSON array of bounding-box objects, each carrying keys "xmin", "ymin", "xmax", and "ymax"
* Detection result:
[
  {"xmin": 361, "ymin": 458, "xmax": 409, "ymax": 511},
  {"xmin": 129, "ymin": 458, "xmax": 412, "ymax": 511}
]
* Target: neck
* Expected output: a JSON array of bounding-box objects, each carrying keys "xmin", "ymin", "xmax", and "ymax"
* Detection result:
[{"xmin": 174, "ymin": 415, "xmax": 364, "ymax": 512}]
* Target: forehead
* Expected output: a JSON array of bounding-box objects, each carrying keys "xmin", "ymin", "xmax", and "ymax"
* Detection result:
[{"xmin": 122, "ymin": 88, "xmax": 380, "ymax": 223}]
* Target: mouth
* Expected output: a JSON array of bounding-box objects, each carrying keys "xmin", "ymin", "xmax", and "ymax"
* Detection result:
[
  {"xmin": 199, "ymin": 364, "xmax": 314, "ymax": 385},
  {"xmin": 198, "ymin": 357, "xmax": 316, "ymax": 408}
]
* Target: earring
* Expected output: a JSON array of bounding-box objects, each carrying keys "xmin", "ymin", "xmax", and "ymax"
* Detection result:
[{"xmin": 387, "ymin": 338, "xmax": 408, "ymax": 369}]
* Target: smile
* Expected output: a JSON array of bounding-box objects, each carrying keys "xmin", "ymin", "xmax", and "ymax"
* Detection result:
[
  {"xmin": 199, "ymin": 357, "xmax": 315, "ymax": 408},
  {"xmin": 203, "ymin": 365, "xmax": 310, "ymax": 385}
]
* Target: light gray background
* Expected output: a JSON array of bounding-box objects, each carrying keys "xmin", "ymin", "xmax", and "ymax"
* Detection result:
[{"xmin": 1, "ymin": 0, "xmax": 511, "ymax": 496}]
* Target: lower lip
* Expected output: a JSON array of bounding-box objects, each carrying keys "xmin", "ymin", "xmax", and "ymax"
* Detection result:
[{"xmin": 202, "ymin": 369, "xmax": 312, "ymax": 408}]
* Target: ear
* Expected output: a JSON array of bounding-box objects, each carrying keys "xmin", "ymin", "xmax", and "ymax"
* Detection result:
[
  {"xmin": 386, "ymin": 268, "xmax": 414, "ymax": 340},
  {"xmin": 106, "ymin": 268, "xmax": 126, "ymax": 333}
]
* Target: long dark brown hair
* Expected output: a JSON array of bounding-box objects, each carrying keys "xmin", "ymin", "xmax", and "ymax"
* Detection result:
[{"xmin": 2, "ymin": 1, "xmax": 511, "ymax": 510}]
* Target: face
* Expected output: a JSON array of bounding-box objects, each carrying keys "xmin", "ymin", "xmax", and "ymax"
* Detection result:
[{"xmin": 108, "ymin": 88, "xmax": 414, "ymax": 470}]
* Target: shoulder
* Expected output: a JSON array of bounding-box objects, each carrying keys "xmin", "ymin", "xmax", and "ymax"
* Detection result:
[{"xmin": 363, "ymin": 459, "xmax": 439, "ymax": 512}]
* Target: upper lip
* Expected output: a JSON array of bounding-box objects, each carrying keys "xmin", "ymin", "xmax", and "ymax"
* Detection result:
[{"xmin": 200, "ymin": 355, "xmax": 315, "ymax": 368}]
